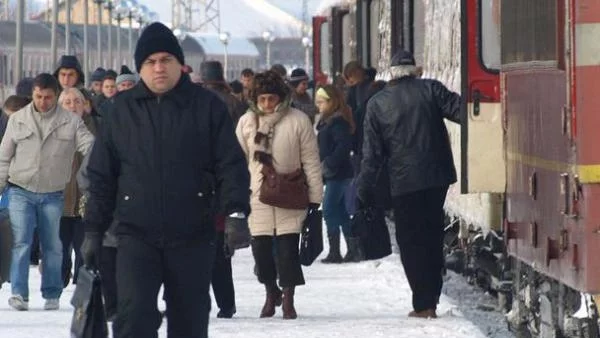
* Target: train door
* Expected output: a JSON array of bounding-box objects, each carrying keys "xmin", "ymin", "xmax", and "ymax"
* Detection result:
[
  {"xmin": 331, "ymin": 6, "xmax": 350, "ymax": 81},
  {"xmin": 312, "ymin": 16, "xmax": 329, "ymax": 86},
  {"xmin": 460, "ymin": 0, "xmax": 504, "ymax": 193}
]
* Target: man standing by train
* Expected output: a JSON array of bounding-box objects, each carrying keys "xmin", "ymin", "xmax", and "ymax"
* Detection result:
[
  {"xmin": 356, "ymin": 51, "xmax": 461, "ymax": 319},
  {"xmin": 80, "ymin": 22, "xmax": 251, "ymax": 337}
]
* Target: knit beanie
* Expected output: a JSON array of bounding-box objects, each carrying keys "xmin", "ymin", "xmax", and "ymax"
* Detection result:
[
  {"xmin": 134, "ymin": 22, "xmax": 185, "ymax": 72},
  {"xmin": 116, "ymin": 65, "xmax": 138, "ymax": 86},
  {"xmin": 289, "ymin": 68, "xmax": 309, "ymax": 88},
  {"xmin": 200, "ymin": 61, "xmax": 225, "ymax": 83},
  {"xmin": 90, "ymin": 67, "xmax": 106, "ymax": 82}
]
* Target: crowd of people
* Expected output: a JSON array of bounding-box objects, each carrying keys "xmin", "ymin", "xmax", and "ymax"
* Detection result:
[{"xmin": 0, "ymin": 21, "xmax": 461, "ymax": 338}]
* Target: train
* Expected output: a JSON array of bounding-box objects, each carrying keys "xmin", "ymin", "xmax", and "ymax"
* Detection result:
[{"xmin": 312, "ymin": 1, "xmax": 600, "ymax": 337}]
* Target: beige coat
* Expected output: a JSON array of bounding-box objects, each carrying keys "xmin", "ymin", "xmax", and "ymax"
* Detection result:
[
  {"xmin": 0, "ymin": 102, "xmax": 94, "ymax": 193},
  {"xmin": 236, "ymin": 107, "xmax": 323, "ymax": 236}
]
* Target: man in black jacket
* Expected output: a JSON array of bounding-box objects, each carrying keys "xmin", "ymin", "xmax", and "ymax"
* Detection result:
[
  {"xmin": 81, "ymin": 22, "xmax": 251, "ymax": 338},
  {"xmin": 356, "ymin": 51, "xmax": 460, "ymax": 319}
]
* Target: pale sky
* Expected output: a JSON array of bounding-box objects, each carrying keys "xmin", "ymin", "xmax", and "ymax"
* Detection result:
[{"xmin": 136, "ymin": 0, "xmax": 323, "ymax": 37}]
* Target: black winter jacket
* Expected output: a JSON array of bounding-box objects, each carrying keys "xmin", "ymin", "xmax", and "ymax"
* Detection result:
[
  {"xmin": 84, "ymin": 75, "xmax": 251, "ymax": 247},
  {"xmin": 357, "ymin": 76, "xmax": 460, "ymax": 200},
  {"xmin": 317, "ymin": 115, "xmax": 354, "ymax": 181}
]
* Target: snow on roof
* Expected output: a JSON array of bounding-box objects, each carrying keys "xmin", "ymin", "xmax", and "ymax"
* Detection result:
[{"xmin": 187, "ymin": 32, "xmax": 259, "ymax": 57}]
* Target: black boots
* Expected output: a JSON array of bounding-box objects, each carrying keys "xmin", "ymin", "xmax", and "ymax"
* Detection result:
[
  {"xmin": 260, "ymin": 283, "xmax": 282, "ymax": 318},
  {"xmin": 321, "ymin": 233, "xmax": 343, "ymax": 264},
  {"xmin": 343, "ymin": 236, "xmax": 365, "ymax": 263},
  {"xmin": 282, "ymin": 287, "xmax": 297, "ymax": 319}
]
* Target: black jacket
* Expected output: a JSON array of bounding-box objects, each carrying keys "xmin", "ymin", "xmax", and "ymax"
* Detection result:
[
  {"xmin": 317, "ymin": 115, "xmax": 354, "ymax": 181},
  {"xmin": 357, "ymin": 76, "xmax": 461, "ymax": 200},
  {"xmin": 84, "ymin": 75, "xmax": 251, "ymax": 247}
]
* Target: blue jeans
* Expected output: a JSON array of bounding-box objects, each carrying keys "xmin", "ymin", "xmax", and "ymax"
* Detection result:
[
  {"xmin": 9, "ymin": 186, "xmax": 64, "ymax": 300},
  {"xmin": 323, "ymin": 179, "xmax": 352, "ymax": 237}
]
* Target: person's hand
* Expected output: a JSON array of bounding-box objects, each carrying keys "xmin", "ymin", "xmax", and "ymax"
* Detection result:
[
  {"xmin": 81, "ymin": 232, "xmax": 102, "ymax": 269},
  {"xmin": 224, "ymin": 216, "xmax": 251, "ymax": 255}
]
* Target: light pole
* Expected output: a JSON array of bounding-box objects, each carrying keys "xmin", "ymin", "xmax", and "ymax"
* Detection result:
[
  {"xmin": 113, "ymin": 4, "xmax": 126, "ymax": 66},
  {"xmin": 83, "ymin": 0, "xmax": 89, "ymax": 88},
  {"xmin": 15, "ymin": 0, "xmax": 25, "ymax": 83},
  {"xmin": 104, "ymin": 0, "xmax": 115, "ymax": 69},
  {"xmin": 301, "ymin": 36, "xmax": 311, "ymax": 73},
  {"xmin": 262, "ymin": 30, "xmax": 275, "ymax": 69},
  {"xmin": 219, "ymin": 32, "xmax": 230, "ymax": 80},
  {"xmin": 65, "ymin": 0, "xmax": 71, "ymax": 54},
  {"xmin": 50, "ymin": 0, "xmax": 58, "ymax": 66},
  {"xmin": 94, "ymin": 0, "xmax": 105, "ymax": 67},
  {"xmin": 136, "ymin": 4, "xmax": 149, "ymax": 39},
  {"xmin": 125, "ymin": 0, "xmax": 139, "ymax": 65}
]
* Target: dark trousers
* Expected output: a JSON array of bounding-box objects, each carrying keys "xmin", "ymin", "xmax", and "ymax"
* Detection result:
[
  {"xmin": 392, "ymin": 186, "xmax": 448, "ymax": 312},
  {"xmin": 113, "ymin": 235, "xmax": 216, "ymax": 338},
  {"xmin": 59, "ymin": 216, "xmax": 84, "ymax": 284},
  {"xmin": 211, "ymin": 232, "xmax": 235, "ymax": 312},
  {"xmin": 251, "ymin": 234, "xmax": 305, "ymax": 287},
  {"xmin": 100, "ymin": 246, "xmax": 117, "ymax": 319}
]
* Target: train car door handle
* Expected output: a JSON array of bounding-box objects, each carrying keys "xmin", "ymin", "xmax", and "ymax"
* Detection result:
[{"xmin": 472, "ymin": 89, "xmax": 492, "ymax": 116}]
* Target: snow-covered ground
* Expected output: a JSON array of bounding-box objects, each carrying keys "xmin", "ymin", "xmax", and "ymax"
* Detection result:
[{"xmin": 0, "ymin": 235, "xmax": 515, "ymax": 337}]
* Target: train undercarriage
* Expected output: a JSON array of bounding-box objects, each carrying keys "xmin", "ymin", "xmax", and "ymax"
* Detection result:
[{"xmin": 443, "ymin": 216, "xmax": 600, "ymax": 338}]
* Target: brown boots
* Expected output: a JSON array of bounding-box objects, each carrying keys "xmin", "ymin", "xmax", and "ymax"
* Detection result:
[
  {"xmin": 282, "ymin": 287, "xmax": 297, "ymax": 319},
  {"xmin": 260, "ymin": 284, "xmax": 283, "ymax": 318},
  {"xmin": 408, "ymin": 308, "xmax": 437, "ymax": 318},
  {"xmin": 260, "ymin": 284, "xmax": 297, "ymax": 319}
]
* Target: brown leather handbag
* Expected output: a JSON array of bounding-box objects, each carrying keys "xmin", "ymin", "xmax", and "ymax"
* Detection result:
[{"xmin": 259, "ymin": 163, "xmax": 310, "ymax": 210}]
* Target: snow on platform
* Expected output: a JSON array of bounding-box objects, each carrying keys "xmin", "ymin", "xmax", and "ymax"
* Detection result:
[{"xmin": 0, "ymin": 241, "xmax": 514, "ymax": 338}]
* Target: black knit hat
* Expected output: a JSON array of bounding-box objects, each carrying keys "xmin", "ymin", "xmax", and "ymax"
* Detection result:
[
  {"xmin": 391, "ymin": 50, "xmax": 416, "ymax": 66},
  {"xmin": 90, "ymin": 67, "xmax": 106, "ymax": 82},
  {"xmin": 53, "ymin": 55, "xmax": 85, "ymax": 85},
  {"xmin": 200, "ymin": 61, "xmax": 225, "ymax": 83},
  {"xmin": 134, "ymin": 22, "xmax": 185, "ymax": 72},
  {"xmin": 289, "ymin": 68, "xmax": 309, "ymax": 87}
]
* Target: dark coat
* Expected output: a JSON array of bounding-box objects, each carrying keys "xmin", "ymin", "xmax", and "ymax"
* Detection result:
[
  {"xmin": 357, "ymin": 76, "xmax": 461, "ymax": 200},
  {"xmin": 84, "ymin": 75, "xmax": 251, "ymax": 247},
  {"xmin": 317, "ymin": 115, "xmax": 354, "ymax": 181},
  {"xmin": 0, "ymin": 112, "xmax": 8, "ymax": 142},
  {"xmin": 345, "ymin": 78, "xmax": 373, "ymax": 116}
]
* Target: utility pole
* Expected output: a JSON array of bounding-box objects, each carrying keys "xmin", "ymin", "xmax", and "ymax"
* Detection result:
[{"xmin": 65, "ymin": 0, "xmax": 71, "ymax": 54}]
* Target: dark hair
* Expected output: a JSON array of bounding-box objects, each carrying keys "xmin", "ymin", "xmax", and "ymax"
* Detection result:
[
  {"xmin": 343, "ymin": 61, "xmax": 365, "ymax": 80},
  {"xmin": 251, "ymin": 70, "xmax": 290, "ymax": 104},
  {"xmin": 270, "ymin": 64, "xmax": 287, "ymax": 78},
  {"xmin": 103, "ymin": 75, "xmax": 116, "ymax": 83},
  {"xmin": 33, "ymin": 73, "xmax": 60, "ymax": 95},
  {"xmin": 230, "ymin": 80, "xmax": 243, "ymax": 94},
  {"xmin": 3, "ymin": 95, "xmax": 31, "ymax": 112},
  {"xmin": 241, "ymin": 68, "xmax": 254, "ymax": 77}
]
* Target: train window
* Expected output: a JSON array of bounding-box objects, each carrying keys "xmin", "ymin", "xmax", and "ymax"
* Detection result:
[
  {"xmin": 501, "ymin": 0, "xmax": 557, "ymax": 65},
  {"xmin": 342, "ymin": 14, "xmax": 352, "ymax": 66},
  {"xmin": 480, "ymin": 0, "xmax": 501, "ymax": 70},
  {"xmin": 369, "ymin": 0, "xmax": 381, "ymax": 68},
  {"xmin": 320, "ymin": 22, "xmax": 330, "ymax": 77}
]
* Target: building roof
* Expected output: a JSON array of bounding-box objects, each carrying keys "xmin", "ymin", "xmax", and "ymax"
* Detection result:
[
  {"xmin": 0, "ymin": 21, "xmax": 58, "ymax": 48},
  {"xmin": 186, "ymin": 32, "xmax": 259, "ymax": 57}
]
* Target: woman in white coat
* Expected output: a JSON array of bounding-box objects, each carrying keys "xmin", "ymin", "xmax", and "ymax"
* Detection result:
[{"xmin": 236, "ymin": 71, "xmax": 323, "ymax": 320}]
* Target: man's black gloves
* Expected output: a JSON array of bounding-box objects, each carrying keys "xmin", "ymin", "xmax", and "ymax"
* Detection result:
[
  {"xmin": 80, "ymin": 232, "xmax": 103, "ymax": 269},
  {"xmin": 224, "ymin": 215, "xmax": 251, "ymax": 256}
]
